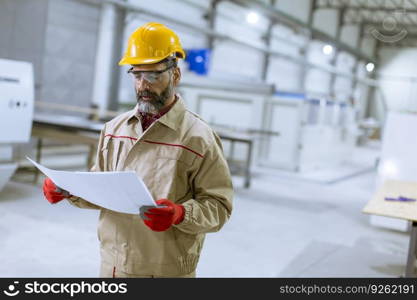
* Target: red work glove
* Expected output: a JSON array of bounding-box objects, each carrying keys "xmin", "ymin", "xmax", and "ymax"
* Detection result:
[
  {"xmin": 140, "ymin": 199, "xmax": 185, "ymax": 232},
  {"xmin": 42, "ymin": 177, "xmax": 71, "ymax": 204}
]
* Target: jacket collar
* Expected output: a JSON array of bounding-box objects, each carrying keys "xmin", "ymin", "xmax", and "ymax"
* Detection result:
[{"xmin": 126, "ymin": 94, "xmax": 186, "ymax": 132}]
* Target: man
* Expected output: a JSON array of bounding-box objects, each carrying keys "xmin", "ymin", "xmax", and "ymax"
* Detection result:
[{"xmin": 42, "ymin": 22, "xmax": 233, "ymax": 278}]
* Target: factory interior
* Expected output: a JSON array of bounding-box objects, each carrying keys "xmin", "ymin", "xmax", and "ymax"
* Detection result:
[{"xmin": 1, "ymin": 0, "xmax": 417, "ymax": 278}]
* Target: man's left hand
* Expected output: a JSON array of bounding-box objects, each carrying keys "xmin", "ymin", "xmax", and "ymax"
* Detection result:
[{"xmin": 140, "ymin": 199, "xmax": 185, "ymax": 232}]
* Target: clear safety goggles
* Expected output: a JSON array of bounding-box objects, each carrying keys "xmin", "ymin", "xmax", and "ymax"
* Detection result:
[{"xmin": 127, "ymin": 62, "xmax": 175, "ymax": 84}]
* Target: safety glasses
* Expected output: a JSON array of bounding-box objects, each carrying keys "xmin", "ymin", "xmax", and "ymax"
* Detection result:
[{"xmin": 127, "ymin": 62, "xmax": 175, "ymax": 84}]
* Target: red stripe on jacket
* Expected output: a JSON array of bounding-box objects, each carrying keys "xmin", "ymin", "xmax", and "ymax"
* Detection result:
[
  {"xmin": 104, "ymin": 134, "xmax": 203, "ymax": 158},
  {"xmin": 144, "ymin": 140, "xmax": 204, "ymax": 158},
  {"xmin": 105, "ymin": 134, "xmax": 138, "ymax": 141}
]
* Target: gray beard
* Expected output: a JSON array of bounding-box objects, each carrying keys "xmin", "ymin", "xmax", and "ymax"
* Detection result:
[
  {"xmin": 136, "ymin": 79, "xmax": 173, "ymax": 114},
  {"xmin": 137, "ymin": 101, "xmax": 160, "ymax": 114}
]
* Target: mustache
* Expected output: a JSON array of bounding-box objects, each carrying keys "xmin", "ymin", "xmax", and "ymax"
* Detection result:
[{"xmin": 137, "ymin": 90, "xmax": 159, "ymax": 98}]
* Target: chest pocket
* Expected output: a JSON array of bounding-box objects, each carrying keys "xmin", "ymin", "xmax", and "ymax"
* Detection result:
[
  {"xmin": 145, "ymin": 142, "xmax": 201, "ymax": 201},
  {"xmin": 101, "ymin": 138, "xmax": 125, "ymax": 171},
  {"xmin": 153, "ymin": 142, "xmax": 199, "ymax": 167}
]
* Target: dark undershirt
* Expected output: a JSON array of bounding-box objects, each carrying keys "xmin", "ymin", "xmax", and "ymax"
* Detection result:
[{"xmin": 137, "ymin": 97, "xmax": 177, "ymax": 131}]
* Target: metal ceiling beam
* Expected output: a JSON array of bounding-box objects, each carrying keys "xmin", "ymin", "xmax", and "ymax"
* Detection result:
[
  {"xmin": 363, "ymin": 23, "xmax": 417, "ymax": 34},
  {"xmin": 350, "ymin": 23, "xmax": 366, "ymax": 104},
  {"xmin": 364, "ymin": 30, "xmax": 417, "ymax": 38},
  {"xmin": 227, "ymin": 0, "xmax": 376, "ymax": 63},
  {"xmin": 330, "ymin": 7, "xmax": 347, "ymax": 98},
  {"xmin": 316, "ymin": 4, "xmax": 417, "ymax": 13},
  {"xmin": 205, "ymin": 0, "xmax": 220, "ymax": 50},
  {"xmin": 261, "ymin": 21, "xmax": 274, "ymax": 81},
  {"xmin": 347, "ymin": 19, "xmax": 417, "ymax": 27},
  {"xmin": 343, "ymin": 9, "xmax": 417, "ymax": 27},
  {"xmin": 300, "ymin": 0, "xmax": 317, "ymax": 91}
]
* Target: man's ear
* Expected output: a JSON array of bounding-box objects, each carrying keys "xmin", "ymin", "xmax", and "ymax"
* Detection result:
[{"xmin": 173, "ymin": 67, "xmax": 181, "ymax": 86}]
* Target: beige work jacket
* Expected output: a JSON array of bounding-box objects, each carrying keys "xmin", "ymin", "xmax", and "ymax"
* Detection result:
[{"xmin": 67, "ymin": 96, "xmax": 233, "ymax": 277}]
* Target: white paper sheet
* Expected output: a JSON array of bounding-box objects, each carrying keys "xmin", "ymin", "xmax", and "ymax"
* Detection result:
[{"xmin": 27, "ymin": 157, "xmax": 156, "ymax": 214}]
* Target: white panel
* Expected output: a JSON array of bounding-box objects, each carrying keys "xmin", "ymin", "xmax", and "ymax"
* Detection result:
[
  {"xmin": 198, "ymin": 96, "xmax": 253, "ymax": 161},
  {"xmin": 299, "ymin": 124, "xmax": 356, "ymax": 172},
  {"xmin": 271, "ymin": 24, "xmax": 306, "ymax": 51},
  {"xmin": 208, "ymin": 1, "xmax": 268, "ymax": 80},
  {"xmin": 128, "ymin": 0, "xmax": 209, "ymax": 28},
  {"xmin": 335, "ymin": 52, "xmax": 355, "ymax": 71},
  {"xmin": 216, "ymin": 1, "xmax": 269, "ymax": 46},
  {"xmin": 275, "ymin": 0, "xmax": 311, "ymax": 23},
  {"xmin": 267, "ymin": 58, "xmax": 302, "ymax": 91},
  {"xmin": 313, "ymin": 9, "xmax": 339, "ymax": 38},
  {"xmin": 340, "ymin": 25, "xmax": 360, "ymax": 48},
  {"xmin": 199, "ymin": 97, "xmax": 252, "ymax": 128},
  {"xmin": 334, "ymin": 53, "xmax": 354, "ymax": 100},
  {"xmin": 304, "ymin": 41, "xmax": 335, "ymax": 94},
  {"xmin": 377, "ymin": 79, "xmax": 412, "ymax": 112},
  {"xmin": 210, "ymin": 41, "xmax": 264, "ymax": 80},
  {"xmin": 377, "ymin": 112, "xmax": 417, "ymax": 184},
  {"xmin": 379, "ymin": 48, "xmax": 417, "ymax": 112},
  {"xmin": 361, "ymin": 37, "xmax": 377, "ymax": 58},
  {"xmin": 307, "ymin": 41, "xmax": 334, "ymax": 65},
  {"xmin": 267, "ymin": 102, "xmax": 301, "ymax": 169},
  {"xmin": 0, "ymin": 59, "xmax": 34, "ymax": 143},
  {"xmin": 305, "ymin": 70, "xmax": 331, "ymax": 94}
]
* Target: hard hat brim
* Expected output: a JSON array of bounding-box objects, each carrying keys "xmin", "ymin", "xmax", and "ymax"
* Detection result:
[
  {"xmin": 119, "ymin": 57, "xmax": 165, "ymax": 66},
  {"xmin": 119, "ymin": 49, "xmax": 186, "ymax": 66},
  {"xmin": 119, "ymin": 51, "xmax": 185, "ymax": 66}
]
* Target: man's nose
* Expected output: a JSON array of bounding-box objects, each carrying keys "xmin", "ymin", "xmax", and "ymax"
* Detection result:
[{"xmin": 135, "ymin": 76, "xmax": 150, "ymax": 89}]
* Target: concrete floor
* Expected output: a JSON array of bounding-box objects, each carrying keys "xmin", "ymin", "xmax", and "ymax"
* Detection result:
[{"xmin": 0, "ymin": 145, "xmax": 411, "ymax": 277}]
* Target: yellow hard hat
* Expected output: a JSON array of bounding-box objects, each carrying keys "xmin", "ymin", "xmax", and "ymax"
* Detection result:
[{"xmin": 119, "ymin": 22, "xmax": 186, "ymax": 66}]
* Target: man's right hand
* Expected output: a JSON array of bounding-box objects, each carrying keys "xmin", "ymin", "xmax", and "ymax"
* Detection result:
[{"xmin": 42, "ymin": 178, "xmax": 71, "ymax": 204}]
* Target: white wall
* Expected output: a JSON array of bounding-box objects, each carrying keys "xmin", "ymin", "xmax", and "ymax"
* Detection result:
[
  {"xmin": 41, "ymin": 0, "xmax": 100, "ymax": 109},
  {"xmin": 377, "ymin": 48, "xmax": 417, "ymax": 113}
]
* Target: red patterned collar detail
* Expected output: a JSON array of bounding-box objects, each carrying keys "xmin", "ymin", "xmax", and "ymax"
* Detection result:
[{"xmin": 137, "ymin": 97, "xmax": 177, "ymax": 131}]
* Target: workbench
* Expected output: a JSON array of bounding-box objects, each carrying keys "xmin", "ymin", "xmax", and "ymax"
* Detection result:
[{"xmin": 363, "ymin": 180, "xmax": 417, "ymax": 277}]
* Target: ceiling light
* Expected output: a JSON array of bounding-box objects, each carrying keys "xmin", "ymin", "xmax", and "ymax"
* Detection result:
[
  {"xmin": 246, "ymin": 12, "xmax": 259, "ymax": 24},
  {"xmin": 322, "ymin": 44, "xmax": 333, "ymax": 55},
  {"xmin": 366, "ymin": 62, "xmax": 375, "ymax": 72}
]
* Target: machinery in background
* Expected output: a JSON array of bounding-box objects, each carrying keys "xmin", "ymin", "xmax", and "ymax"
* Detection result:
[
  {"xmin": 259, "ymin": 92, "xmax": 365, "ymax": 181},
  {"xmin": 0, "ymin": 58, "xmax": 34, "ymax": 191}
]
